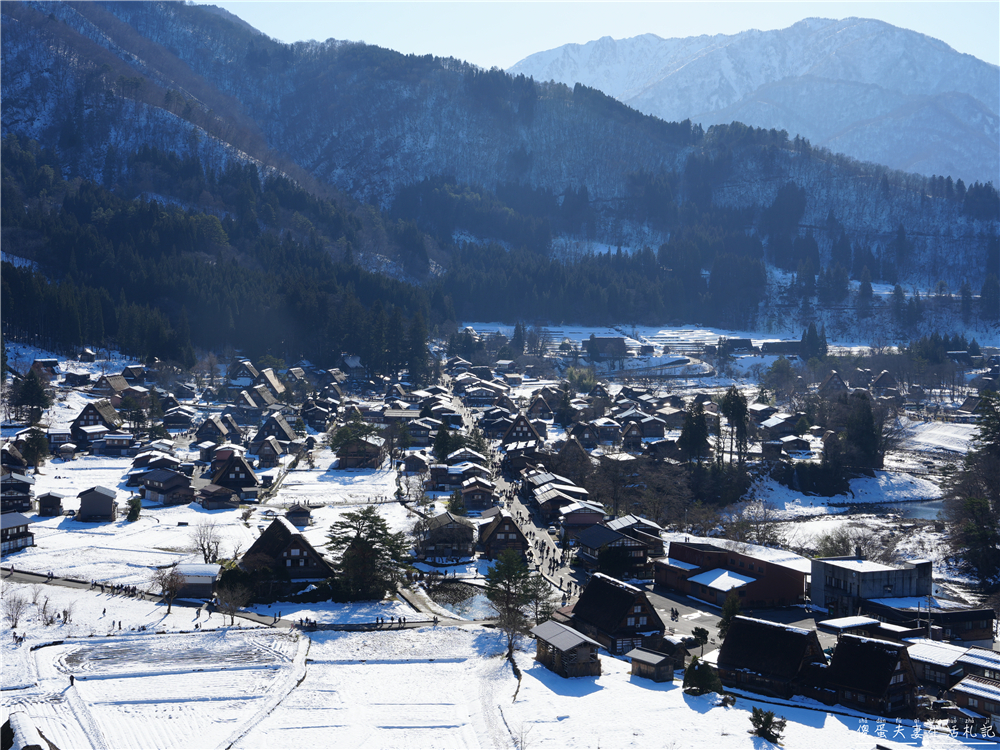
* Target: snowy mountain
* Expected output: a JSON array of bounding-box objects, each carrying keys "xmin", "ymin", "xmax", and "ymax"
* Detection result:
[{"xmin": 508, "ymin": 18, "xmax": 999, "ymax": 185}]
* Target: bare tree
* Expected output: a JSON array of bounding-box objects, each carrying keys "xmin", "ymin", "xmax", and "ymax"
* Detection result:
[
  {"xmin": 62, "ymin": 600, "xmax": 76, "ymax": 624},
  {"xmin": 191, "ymin": 521, "xmax": 222, "ymax": 564},
  {"xmin": 2, "ymin": 590, "xmax": 29, "ymax": 628},
  {"xmin": 30, "ymin": 583, "xmax": 44, "ymax": 605},
  {"xmin": 215, "ymin": 580, "xmax": 253, "ymax": 625},
  {"xmin": 722, "ymin": 500, "xmax": 785, "ymax": 548},
  {"xmin": 874, "ymin": 401, "xmax": 906, "ymax": 467},
  {"xmin": 813, "ymin": 521, "xmax": 900, "ymax": 565},
  {"xmin": 151, "ymin": 567, "xmax": 185, "ymax": 614},
  {"xmin": 39, "ymin": 595, "xmax": 56, "ymax": 626}
]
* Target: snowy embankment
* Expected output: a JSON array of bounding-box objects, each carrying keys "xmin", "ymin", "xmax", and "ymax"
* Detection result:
[{"xmin": 752, "ymin": 470, "xmax": 943, "ymax": 520}]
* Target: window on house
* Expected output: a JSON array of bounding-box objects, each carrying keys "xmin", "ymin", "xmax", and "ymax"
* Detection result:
[
  {"xmin": 286, "ymin": 560, "xmax": 292, "ymax": 566},
  {"xmin": 890, "ymin": 673, "xmax": 904, "ymax": 685},
  {"xmin": 633, "ymin": 605, "xmax": 642, "ymax": 613},
  {"xmin": 291, "ymin": 549, "xmax": 299, "ymax": 556},
  {"xmin": 627, "ymin": 617, "xmax": 635, "ymax": 626},
  {"xmin": 639, "ymin": 616, "xmax": 647, "ymax": 626},
  {"xmin": 969, "ymin": 698, "xmax": 979, "ymax": 708}
]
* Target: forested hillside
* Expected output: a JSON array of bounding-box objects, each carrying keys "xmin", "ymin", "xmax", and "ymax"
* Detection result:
[{"xmin": 1, "ymin": 0, "xmax": 998, "ymax": 362}]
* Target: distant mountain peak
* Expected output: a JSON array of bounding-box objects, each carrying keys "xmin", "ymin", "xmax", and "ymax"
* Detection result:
[{"xmin": 509, "ymin": 17, "xmax": 998, "ymax": 184}]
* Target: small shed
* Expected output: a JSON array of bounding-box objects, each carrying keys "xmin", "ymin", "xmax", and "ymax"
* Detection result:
[
  {"xmin": 174, "ymin": 563, "xmax": 222, "ymax": 599},
  {"xmin": 37, "ymin": 492, "xmax": 66, "ymax": 517},
  {"xmin": 77, "ymin": 486, "xmax": 118, "ymax": 521},
  {"xmin": 531, "ymin": 620, "xmax": 602, "ymax": 678},
  {"xmin": 57, "ymin": 442, "xmax": 78, "ymax": 461},
  {"xmin": 285, "ymin": 503, "xmax": 312, "ymax": 527},
  {"xmin": 626, "ymin": 647, "xmax": 676, "ymax": 682}
]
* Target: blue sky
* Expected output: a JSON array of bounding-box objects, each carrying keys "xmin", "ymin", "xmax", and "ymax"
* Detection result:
[{"xmin": 205, "ymin": 1, "xmax": 999, "ymax": 68}]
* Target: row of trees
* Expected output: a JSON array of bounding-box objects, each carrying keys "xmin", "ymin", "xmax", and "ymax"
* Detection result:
[{"xmin": 945, "ymin": 391, "xmax": 1000, "ymax": 590}]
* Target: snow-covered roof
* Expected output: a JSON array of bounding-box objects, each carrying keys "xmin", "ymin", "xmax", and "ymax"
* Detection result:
[
  {"xmin": 174, "ymin": 564, "xmax": 222, "ymax": 579},
  {"xmin": 819, "ymin": 558, "xmax": 896, "ymax": 573},
  {"xmin": 700, "ymin": 649, "xmax": 721, "ymax": 665},
  {"xmin": 958, "ymin": 648, "xmax": 1000, "ymax": 670},
  {"xmin": 592, "ymin": 572, "xmax": 642, "ymax": 595},
  {"xmin": 558, "ymin": 501, "xmax": 605, "ymax": 516},
  {"xmin": 688, "ymin": 568, "xmax": 754, "ymax": 591},
  {"xmin": 818, "ymin": 616, "xmax": 879, "ymax": 631},
  {"xmin": 952, "ymin": 676, "xmax": 1000, "ymax": 703},
  {"xmin": 867, "ymin": 596, "xmax": 970, "ymax": 611},
  {"xmin": 903, "ymin": 639, "xmax": 968, "ymax": 668},
  {"xmin": 733, "ymin": 615, "xmax": 812, "ymax": 636},
  {"xmin": 661, "ymin": 557, "xmax": 699, "ymax": 571}
]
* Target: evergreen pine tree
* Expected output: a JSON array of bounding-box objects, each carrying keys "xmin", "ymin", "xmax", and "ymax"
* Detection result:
[
  {"xmin": 857, "ymin": 267, "xmax": 873, "ymax": 318},
  {"xmin": 406, "ymin": 312, "xmax": 430, "ymax": 385},
  {"xmin": 960, "ymin": 281, "xmax": 973, "ymax": 323},
  {"xmin": 717, "ymin": 592, "xmax": 742, "ymax": 640}
]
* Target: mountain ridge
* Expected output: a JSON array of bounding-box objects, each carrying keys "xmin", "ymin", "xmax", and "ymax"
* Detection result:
[{"xmin": 509, "ymin": 17, "xmax": 999, "ymax": 185}]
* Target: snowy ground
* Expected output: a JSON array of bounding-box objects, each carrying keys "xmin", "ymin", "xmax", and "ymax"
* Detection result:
[
  {"xmin": 4, "ymin": 619, "xmax": 985, "ymax": 750},
  {"xmin": 274, "ymin": 449, "xmax": 398, "ymax": 508},
  {"xmin": 245, "ymin": 597, "xmax": 429, "ymax": 625},
  {"xmin": 507, "ymin": 647, "xmax": 982, "ymax": 749},
  {"xmin": 901, "ymin": 421, "xmax": 975, "ymax": 456},
  {"xmin": 1, "ymin": 580, "xmax": 263, "ymax": 691}
]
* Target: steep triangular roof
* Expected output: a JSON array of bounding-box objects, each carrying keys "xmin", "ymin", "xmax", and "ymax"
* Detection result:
[
  {"xmin": 573, "ymin": 573, "xmax": 662, "ymax": 635},
  {"xmin": 824, "ymin": 634, "xmax": 909, "ymax": 694},
  {"xmin": 242, "ymin": 517, "xmax": 333, "ymax": 576},
  {"xmin": 501, "ymin": 413, "xmax": 541, "ymax": 444},
  {"xmin": 717, "ymin": 616, "xmax": 825, "ymax": 680}
]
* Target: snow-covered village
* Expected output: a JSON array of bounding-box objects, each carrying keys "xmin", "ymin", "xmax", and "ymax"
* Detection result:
[
  {"xmin": 2, "ymin": 2, "xmax": 999, "ymax": 749},
  {"xmin": 1, "ymin": 324, "xmax": 998, "ymax": 750}
]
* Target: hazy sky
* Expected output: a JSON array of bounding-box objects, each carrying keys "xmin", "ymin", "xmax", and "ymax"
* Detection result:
[{"xmin": 205, "ymin": 1, "xmax": 1000, "ymax": 68}]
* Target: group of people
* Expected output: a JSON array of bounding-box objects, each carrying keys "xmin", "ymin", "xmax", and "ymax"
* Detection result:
[
  {"xmin": 375, "ymin": 615, "xmax": 408, "ymax": 628},
  {"xmin": 670, "ymin": 608, "xmax": 681, "ymax": 621},
  {"xmin": 91, "ymin": 581, "xmax": 141, "ymax": 598}
]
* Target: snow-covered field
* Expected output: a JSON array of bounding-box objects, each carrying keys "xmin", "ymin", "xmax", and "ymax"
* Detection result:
[
  {"xmin": 901, "ymin": 421, "xmax": 976, "ymax": 455},
  {"xmin": 4, "ymin": 620, "xmax": 982, "ymax": 750},
  {"xmin": 8, "ymin": 628, "xmax": 301, "ymax": 750}
]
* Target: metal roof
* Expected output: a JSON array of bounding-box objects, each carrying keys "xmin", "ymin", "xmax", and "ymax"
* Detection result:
[
  {"xmin": 626, "ymin": 647, "xmax": 673, "ymax": 666},
  {"xmin": 531, "ymin": 620, "xmax": 601, "ymax": 651},
  {"xmin": 903, "ymin": 639, "xmax": 968, "ymax": 668},
  {"xmin": 0, "ymin": 513, "xmax": 31, "ymax": 529}
]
